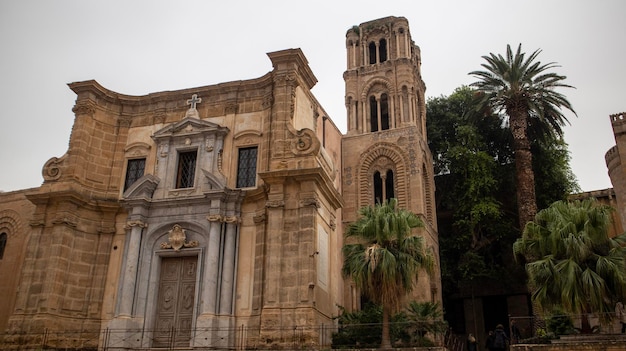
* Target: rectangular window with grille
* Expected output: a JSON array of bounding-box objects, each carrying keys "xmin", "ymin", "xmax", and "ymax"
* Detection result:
[
  {"xmin": 176, "ymin": 150, "xmax": 197, "ymax": 188},
  {"xmin": 124, "ymin": 158, "xmax": 146, "ymax": 191},
  {"xmin": 237, "ymin": 146, "xmax": 258, "ymax": 188}
]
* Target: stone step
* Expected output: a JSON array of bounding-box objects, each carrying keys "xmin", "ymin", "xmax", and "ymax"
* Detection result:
[{"xmin": 551, "ymin": 333, "xmax": 626, "ymax": 344}]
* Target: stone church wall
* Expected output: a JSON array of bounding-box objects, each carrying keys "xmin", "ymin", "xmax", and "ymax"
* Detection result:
[
  {"xmin": 0, "ymin": 17, "xmax": 442, "ymax": 350},
  {"xmin": 0, "ymin": 190, "xmax": 35, "ymax": 332}
]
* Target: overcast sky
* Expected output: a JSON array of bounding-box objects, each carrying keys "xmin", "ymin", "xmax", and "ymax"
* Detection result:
[{"xmin": 1, "ymin": 1, "xmax": 624, "ymax": 193}]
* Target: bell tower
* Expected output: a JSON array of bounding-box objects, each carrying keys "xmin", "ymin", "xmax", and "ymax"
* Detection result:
[
  {"xmin": 344, "ymin": 16, "xmax": 426, "ymax": 137},
  {"xmin": 341, "ymin": 16, "xmax": 441, "ymax": 308}
]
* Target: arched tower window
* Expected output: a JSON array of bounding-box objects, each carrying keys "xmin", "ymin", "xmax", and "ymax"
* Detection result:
[
  {"xmin": 369, "ymin": 93, "xmax": 390, "ymax": 132},
  {"xmin": 379, "ymin": 39, "xmax": 387, "ymax": 62},
  {"xmin": 369, "ymin": 96, "xmax": 378, "ymax": 132},
  {"xmin": 373, "ymin": 169, "xmax": 395, "ymax": 204},
  {"xmin": 385, "ymin": 170, "xmax": 395, "ymax": 200},
  {"xmin": 0, "ymin": 232, "xmax": 6, "ymax": 259},
  {"xmin": 374, "ymin": 171, "xmax": 383, "ymax": 204},
  {"xmin": 380, "ymin": 94, "xmax": 389, "ymax": 130},
  {"xmin": 368, "ymin": 42, "xmax": 377, "ymax": 64}
]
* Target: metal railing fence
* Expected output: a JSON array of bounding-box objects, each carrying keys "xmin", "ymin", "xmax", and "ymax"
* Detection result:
[
  {"xmin": 509, "ymin": 311, "xmax": 624, "ymax": 343},
  {"xmin": 0, "ymin": 320, "xmax": 450, "ymax": 350}
]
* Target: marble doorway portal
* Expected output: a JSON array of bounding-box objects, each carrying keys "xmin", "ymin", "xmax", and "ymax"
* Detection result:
[{"xmin": 153, "ymin": 256, "xmax": 197, "ymax": 348}]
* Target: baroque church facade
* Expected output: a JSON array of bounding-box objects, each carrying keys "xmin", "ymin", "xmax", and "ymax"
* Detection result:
[{"xmin": 0, "ymin": 16, "xmax": 441, "ymax": 349}]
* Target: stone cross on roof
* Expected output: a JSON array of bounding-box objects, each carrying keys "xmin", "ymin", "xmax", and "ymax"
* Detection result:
[
  {"xmin": 185, "ymin": 94, "xmax": 202, "ymax": 118},
  {"xmin": 187, "ymin": 94, "xmax": 202, "ymax": 109}
]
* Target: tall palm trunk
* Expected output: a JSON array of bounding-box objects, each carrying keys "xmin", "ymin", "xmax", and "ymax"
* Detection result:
[
  {"xmin": 381, "ymin": 306, "xmax": 392, "ymax": 349},
  {"xmin": 509, "ymin": 110, "xmax": 537, "ymax": 229},
  {"xmin": 580, "ymin": 314, "xmax": 592, "ymax": 334}
]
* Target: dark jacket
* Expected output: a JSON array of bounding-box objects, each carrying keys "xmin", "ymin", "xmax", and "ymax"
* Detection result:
[{"xmin": 491, "ymin": 327, "xmax": 509, "ymax": 351}]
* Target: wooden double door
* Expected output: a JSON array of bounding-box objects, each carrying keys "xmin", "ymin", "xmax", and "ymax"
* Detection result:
[{"xmin": 153, "ymin": 256, "xmax": 198, "ymax": 347}]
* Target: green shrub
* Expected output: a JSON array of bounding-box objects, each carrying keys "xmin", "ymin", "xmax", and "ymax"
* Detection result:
[{"xmin": 546, "ymin": 312, "xmax": 576, "ymax": 336}]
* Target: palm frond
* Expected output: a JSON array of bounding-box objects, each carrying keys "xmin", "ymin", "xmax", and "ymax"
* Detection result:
[
  {"xmin": 514, "ymin": 198, "xmax": 626, "ymax": 317},
  {"xmin": 342, "ymin": 199, "xmax": 432, "ymax": 313}
]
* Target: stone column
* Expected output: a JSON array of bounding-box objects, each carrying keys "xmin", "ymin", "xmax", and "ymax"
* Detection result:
[
  {"xmin": 118, "ymin": 220, "xmax": 147, "ymax": 317},
  {"xmin": 376, "ymin": 96, "xmax": 382, "ymax": 131},
  {"xmin": 411, "ymin": 94, "xmax": 417, "ymax": 124},
  {"xmin": 400, "ymin": 91, "xmax": 406, "ymax": 123},
  {"xmin": 405, "ymin": 32, "xmax": 410, "ymax": 58},
  {"xmin": 219, "ymin": 219, "xmax": 238, "ymax": 315},
  {"xmin": 201, "ymin": 215, "xmax": 223, "ymax": 314},
  {"xmin": 390, "ymin": 95, "xmax": 396, "ymax": 129},
  {"xmin": 395, "ymin": 31, "xmax": 400, "ymax": 58},
  {"xmin": 381, "ymin": 173, "xmax": 388, "ymax": 201},
  {"xmin": 361, "ymin": 100, "xmax": 366, "ymax": 133},
  {"xmin": 346, "ymin": 100, "xmax": 353, "ymax": 132},
  {"xmin": 348, "ymin": 41, "xmax": 356, "ymax": 68}
]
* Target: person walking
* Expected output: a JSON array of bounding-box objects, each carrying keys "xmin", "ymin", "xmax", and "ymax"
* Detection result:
[
  {"xmin": 510, "ymin": 319, "xmax": 521, "ymax": 343},
  {"xmin": 491, "ymin": 324, "xmax": 509, "ymax": 351},
  {"xmin": 467, "ymin": 333, "xmax": 478, "ymax": 351}
]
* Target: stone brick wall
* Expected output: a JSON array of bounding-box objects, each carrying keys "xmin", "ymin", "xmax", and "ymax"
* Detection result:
[{"xmin": 0, "ymin": 190, "xmax": 35, "ymax": 332}]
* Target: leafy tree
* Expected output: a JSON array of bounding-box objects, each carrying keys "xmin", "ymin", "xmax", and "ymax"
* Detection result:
[
  {"xmin": 532, "ymin": 137, "xmax": 580, "ymax": 209},
  {"xmin": 342, "ymin": 199, "xmax": 434, "ymax": 349},
  {"xmin": 427, "ymin": 86, "xmax": 579, "ymax": 323},
  {"xmin": 469, "ymin": 44, "xmax": 576, "ymax": 228},
  {"xmin": 428, "ymin": 87, "xmax": 518, "ymax": 293},
  {"xmin": 513, "ymin": 199, "xmax": 626, "ymax": 331}
]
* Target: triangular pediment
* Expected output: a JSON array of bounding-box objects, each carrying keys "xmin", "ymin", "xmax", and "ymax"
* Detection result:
[
  {"xmin": 201, "ymin": 168, "xmax": 226, "ymax": 189},
  {"xmin": 122, "ymin": 174, "xmax": 160, "ymax": 200},
  {"xmin": 152, "ymin": 117, "xmax": 229, "ymax": 141}
]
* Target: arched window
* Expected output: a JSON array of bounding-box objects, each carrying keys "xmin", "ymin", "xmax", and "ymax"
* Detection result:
[
  {"xmin": 380, "ymin": 93, "xmax": 389, "ymax": 130},
  {"xmin": 354, "ymin": 98, "xmax": 359, "ymax": 131},
  {"xmin": 370, "ymin": 94, "xmax": 390, "ymax": 132},
  {"xmin": 369, "ymin": 96, "xmax": 378, "ymax": 132},
  {"xmin": 0, "ymin": 233, "xmax": 6, "ymax": 260},
  {"xmin": 374, "ymin": 171, "xmax": 383, "ymax": 204},
  {"xmin": 368, "ymin": 42, "xmax": 377, "ymax": 64},
  {"xmin": 385, "ymin": 170, "xmax": 395, "ymax": 200},
  {"xmin": 379, "ymin": 39, "xmax": 387, "ymax": 62},
  {"xmin": 374, "ymin": 170, "xmax": 395, "ymax": 204}
]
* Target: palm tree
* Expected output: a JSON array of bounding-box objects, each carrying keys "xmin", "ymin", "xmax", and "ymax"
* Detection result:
[
  {"xmin": 513, "ymin": 199, "xmax": 626, "ymax": 332},
  {"xmin": 404, "ymin": 301, "xmax": 448, "ymax": 345},
  {"xmin": 469, "ymin": 44, "xmax": 576, "ymax": 229},
  {"xmin": 342, "ymin": 198, "xmax": 434, "ymax": 349}
]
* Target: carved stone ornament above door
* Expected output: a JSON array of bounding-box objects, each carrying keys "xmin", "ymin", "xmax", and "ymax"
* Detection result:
[{"xmin": 160, "ymin": 224, "xmax": 199, "ymax": 251}]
